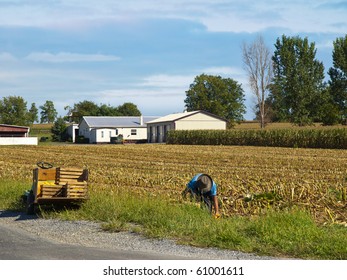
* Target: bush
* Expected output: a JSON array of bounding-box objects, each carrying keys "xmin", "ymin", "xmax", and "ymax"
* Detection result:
[
  {"xmin": 40, "ymin": 136, "xmax": 48, "ymax": 142},
  {"xmin": 51, "ymin": 117, "xmax": 67, "ymax": 142},
  {"xmin": 75, "ymin": 136, "xmax": 89, "ymax": 144}
]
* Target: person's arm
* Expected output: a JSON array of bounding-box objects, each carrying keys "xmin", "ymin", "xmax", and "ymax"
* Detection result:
[
  {"xmin": 181, "ymin": 187, "xmax": 189, "ymax": 198},
  {"xmin": 213, "ymin": 195, "xmax": 220, "ymax": 218}
]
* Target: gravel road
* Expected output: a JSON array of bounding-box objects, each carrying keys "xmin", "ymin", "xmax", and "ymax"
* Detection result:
[{"xmin": 0, "ymin": 210, "xmax": 277, "ymax": 260}]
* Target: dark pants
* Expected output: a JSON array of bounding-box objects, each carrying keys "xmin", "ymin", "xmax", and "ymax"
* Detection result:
[{"xmin": 183, "ymin": 188, "xmax": 213, "ymax": 213}]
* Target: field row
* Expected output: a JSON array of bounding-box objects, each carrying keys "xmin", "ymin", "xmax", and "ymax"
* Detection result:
[{"xmin": 1, "ymin": 144, "xmax": 346, "ymax": 224}]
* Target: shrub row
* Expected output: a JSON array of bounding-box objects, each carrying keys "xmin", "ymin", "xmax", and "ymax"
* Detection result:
[{"xmin": 166, "ymin": 128, "xmax": 347, "ymax": 149}]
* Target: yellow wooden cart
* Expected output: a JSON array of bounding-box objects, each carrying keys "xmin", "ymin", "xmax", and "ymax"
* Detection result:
[{"xmin": 24, "ymin": 162, "xmax": 89, "ymax": 214}]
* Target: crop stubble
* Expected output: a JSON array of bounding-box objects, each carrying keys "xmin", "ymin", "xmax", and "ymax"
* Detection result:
[{"xmin": 1, "ymin": 144, "xmax": 346, "ymax": 224}]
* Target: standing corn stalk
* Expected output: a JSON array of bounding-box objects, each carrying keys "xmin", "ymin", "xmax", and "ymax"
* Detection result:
[{"xmin": 242, "ymin": 35, "xmax": 273, "ymax": 128}]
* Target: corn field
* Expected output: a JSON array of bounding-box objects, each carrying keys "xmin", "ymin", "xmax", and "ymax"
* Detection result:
[
  {"xmin": 1, "ymin": 144, "xmax": 346, "ymax": 225},
  {"xmin": 167, "ymin": 128, "xmax": 347, "ymax": 149}
]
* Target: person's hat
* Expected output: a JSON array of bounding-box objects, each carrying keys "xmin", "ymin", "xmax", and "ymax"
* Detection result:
[{"xmin": 196, "ymin": 174, "xmax": 213, "ymax": 193}]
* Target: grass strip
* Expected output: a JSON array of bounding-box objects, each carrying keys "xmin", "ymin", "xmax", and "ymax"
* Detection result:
[
  {"xmin": 1, "ymin": 180, "xmax": 346, "ymax": 260},
  {"xmin": 43, "ymin": 187, "xmax": 347, "ymax": 260}
]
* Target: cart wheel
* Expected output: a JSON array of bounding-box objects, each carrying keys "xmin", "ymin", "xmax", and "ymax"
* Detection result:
[
  {"xmin": 26, "ymin": 191, "xmax": 35, "ymax": 215},
  {"xmin": 37, "ymin": 161, "xmax": 53, "ymax": 169}
]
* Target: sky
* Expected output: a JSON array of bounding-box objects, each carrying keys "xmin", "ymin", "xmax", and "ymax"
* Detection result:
[{"xmin": 0, "ymin": 0, "xmax": 346, "ymax": 120}]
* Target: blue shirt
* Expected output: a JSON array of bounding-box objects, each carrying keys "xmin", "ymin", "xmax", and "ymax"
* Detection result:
[{"xmin": 186, "ymin": 173, "xmax": 217, "ymax": 196}]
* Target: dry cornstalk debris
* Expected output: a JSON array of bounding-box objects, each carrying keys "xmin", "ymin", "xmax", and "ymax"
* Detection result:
[{"xmin": 1, "ymin": 144, "xmax": 346, "ymax": 225}]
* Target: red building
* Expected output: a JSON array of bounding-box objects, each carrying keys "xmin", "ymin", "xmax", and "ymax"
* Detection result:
[{"xmin": 0, "ymin": 124, "xmax": 30, "ymax": 137}]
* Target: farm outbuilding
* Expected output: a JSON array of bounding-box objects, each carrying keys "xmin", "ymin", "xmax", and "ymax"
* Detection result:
[
  {"xmin": 0, "ymin": 124, "xmax": 38, "ymax": 145},
  {"xmin": 78, "ymin": 116, "xmax": 159, "ymax": 144},
  {"xmin": 146, "ymin": 110, "xmax": 227, "ymax": 143},
  {"xmin": 67, "ymin": 123, "xmax": 79, "ymax": 143}
]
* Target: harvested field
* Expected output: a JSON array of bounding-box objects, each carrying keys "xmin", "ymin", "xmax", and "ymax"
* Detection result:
[{"xmin": 1, "ymin": 144, "xmax": 346, "ymax": 224}]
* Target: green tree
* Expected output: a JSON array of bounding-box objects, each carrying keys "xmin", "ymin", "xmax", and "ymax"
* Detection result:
[
  {"xmin": 40, "ymin": 100, "xmax": 57, "ymax": 123},
  {"xmin": 0, "ymin": 95, "xmax": 31, "ymax": 126},
  {"xmin": 98, "ymin": 104, "xmax": 119, "ymax": 116},
  {"xmin": 271, "ymin": 35, "xmax": 325, "ymax": 125},
  {"xmin": 319, "ymin": 87, "xmax": 340, "ymax": 125},
  {"xmin": 328, "ymin": 35, "xmax": 347, "ymax": 124},
  {"xmin": 184, "ymin": 74, "xmax": 245, "ymax": 125},
  {"xmin": 66, "ymin": 101, "xmax": 142, "ymax": 123},
  {"xmin": 67, "ymin": 100, "xmax": 100, "ymax": 123},
  {"xmin": 28, "ymin": 103, "xmax": 39, "ymax": 124},
  {"xmin": 51, "ymin": 117, "xmax": 67, "ymax": 142},
  {"xmin": 116, "ymin": 102, "xmax": 141, "ymax": 116}
]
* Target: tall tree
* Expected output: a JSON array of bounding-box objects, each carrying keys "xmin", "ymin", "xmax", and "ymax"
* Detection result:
[
  {"xmin": 271, "ymin": 35, "xmax": 325, "ymax": 125},
  {"xmin": 40, "ymin": 100, "xmax": 57, "ymax": 123},
  {"xmin": 185, "ymin": 74, "xmax": 245, "ymax": 125},
  {"xmin": 242, "ymin": 35, "xmax": 273, "ymax": 128},
  {"xmin": 0, "ymin": 95, "xmax": 30, "ymax": 126},
  {"xmin": 328, "ymin": 35, "xmax": 347, "ymax": 124},
  {"xmin": 28, "ymin": 103, "xmax": 39, "ymax": 124}
]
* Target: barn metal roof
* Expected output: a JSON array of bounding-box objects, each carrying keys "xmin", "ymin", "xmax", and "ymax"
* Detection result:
[
  {"xmin": 146, "ymin": 111, "xmax": 198, "ymax": 124},
  {"xmin": 0, "ymin": 124, "xmax": 30, "ymax": 132},
  {"xmin": 146, "ymin": 110, "xmax": 227, "ymax": 124},
  {"xmin": 82, "ymin": 116, "xmax": 159, "ymax": 128}
]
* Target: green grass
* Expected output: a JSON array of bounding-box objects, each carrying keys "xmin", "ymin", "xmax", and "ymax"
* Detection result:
[
  {"xmin": 29, "ymin": 123, "xmax": 52, "ymax": 143},
  {"xmin": 1, "ymin": 180, "xmax": 346, "ymax": 259},
  {"xmin": 0, "ymin": 179, "xmax": 30, "ymax": 210}
]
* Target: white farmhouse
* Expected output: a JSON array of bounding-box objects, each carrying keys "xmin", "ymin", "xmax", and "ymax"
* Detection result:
[
  {"xmin": 146, "ymin": 110, "xmax": 227, "ymax": 143},
  {"xmin": 78, "ymin": 116, "xmax": 158, "ymax": 144}
]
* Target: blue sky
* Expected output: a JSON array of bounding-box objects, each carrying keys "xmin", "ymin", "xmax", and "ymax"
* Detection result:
[{"xmin": 0, "ymin": 1, "xmax": 346, "ymax": 120}]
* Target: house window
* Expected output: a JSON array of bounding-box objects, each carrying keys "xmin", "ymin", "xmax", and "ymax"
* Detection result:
[
  {"xmin": 101, "ymin": 131, "xmax": 104, "ymax": 138},
  {"xmin": 115, "ymin": 129, "xmax": 118, "ymax": 135},
  {"xmin": 131, "ymin": 129, "xmax": 137, "ymax": 135}
]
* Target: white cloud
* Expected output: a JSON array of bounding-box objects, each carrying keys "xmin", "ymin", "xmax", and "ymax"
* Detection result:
[
  {"xmin": 98, "ymin": 73, "xmax": 192, "ymax": 99},
  {"xmin": 98, "ymin": 88, "xmax": 185, "ymax": 99},
  {"xmin": 0, "ymin": 1, "xmax": 346, "ymax": 34},
  {"xmin": 141, "ymin": 68, "xmax": 247, "ymax": 89},
  {"xmin": 25, "ymin": 52, "xmax": 120, "ymax": 63},
  {"xmin": 202, "ymin": 66, "xmax": 244, "ymax": 76},
  {"xmin": 198, "ymin": 0, "xmax": 347, "ymax": 34},
  {"xmin": 90, "ymin": 73, "xmax": 193, "ymax": 112},
  {"xmin": 315, "ymin": 40, "xmax": 334, "ymax": 50},
  {"xmin": 94, "ymin": 88, "xmax": 187, "ymax": 116},
  {"xmin": 0, "ymin": 1, "xmax": 343, "ymax": 121},
  {"xmin": 0, "ymin": 52, "xmax": 17, "ymax": 62},
  {"xmin": 200, "ymin": 66, "xmax": 248, "ymax": 88},
  {"xmin": 141, "ymin": 74, "xmax": 193, "ymax": 88},
  {"xmin": 0, "ymin": 71, "xmax": 18, "ymax": 81}
]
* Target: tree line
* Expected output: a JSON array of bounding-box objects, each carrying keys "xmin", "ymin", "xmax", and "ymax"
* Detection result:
[
  {"xmin": 0, "ymin": 98, "xmax": 141, "ymax": 126},
  {"xmin": 1, "ymin": 34, "xmax": 346, "ymax": 129},
  {"xmin": 0, "ymin": 97, "xmax": 54, "ymax": 126},
  {"xmin": 186, "ymin": 34, "xmax": 347, "ymax": 127}
]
